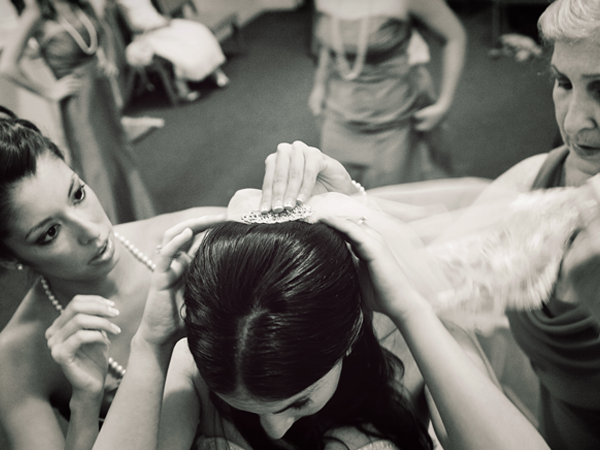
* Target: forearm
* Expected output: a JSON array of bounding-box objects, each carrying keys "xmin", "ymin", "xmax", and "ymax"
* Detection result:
[
  {"xmin": 0, "ymin": 4, "xmax": 52, "ymax": 99},
  {"xmin": 0, "ymin": 63, "xmax": 55, "ymax": 99},
  {"xmin": 313, "ymin": 46, "xmax": 331, "ymax": 88},
  {"xmin": 390, "ymin": 303, "xmax": 549, "ymax": 450},
  {"xmin": 436, "ymin": 32, "xmax": 466, "ymax": 109},
  {"xmin": 64, "ymin": 393, "xmax": 103, "ymax": 450},
  {"xmin": 93, "ymin": 336, "xmax": 175, "ymax": 450}
]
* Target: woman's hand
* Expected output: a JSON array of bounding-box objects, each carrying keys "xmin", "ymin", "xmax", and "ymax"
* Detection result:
[
  {"xmin": 260, "ymin": 141, "xmax": 355, "ymax": 214},
  {"xmin": 45, "ymin": 295, "xmax": 120, "ymax": 396},
  {"xmin": 321, "ymin": 216, "xmax": 430, "ymax": 322},
  {"xmin": 49, "ymin": 74, "xmax": 82, "ymax": 101},
  {"xmin": 136, "ymin": 215, "xmax": 225, "ymax": 347},
  {"xmin": 412, "ymin": 101, "xmax": 449, "ymax": 132}
]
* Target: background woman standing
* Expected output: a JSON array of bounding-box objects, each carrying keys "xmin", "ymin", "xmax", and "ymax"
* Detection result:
[
  {"xmin": 309, "ymin": 0, "xmax": 466, "ymax": 188},
  {"xmin": 0, "ymin": 0, "xmax": 155, "ymax": 224}
]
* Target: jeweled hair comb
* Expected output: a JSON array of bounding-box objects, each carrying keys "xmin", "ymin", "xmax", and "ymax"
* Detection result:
[{"xmin": 241, "ymin": 204, "xmax": 313, "ymax": 224}]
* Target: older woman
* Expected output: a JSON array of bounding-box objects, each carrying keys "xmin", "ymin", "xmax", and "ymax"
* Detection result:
[{"xmin": 496, "ymin": 1, "xmax": 600, "ymax": 448}]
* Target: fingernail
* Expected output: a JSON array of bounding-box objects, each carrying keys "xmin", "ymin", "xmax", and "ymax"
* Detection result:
[
  {"xmin": 273, "ymin": 200, "xmax": 284, "ymax": 214},
  {"xmin": 296, "ymin": 195, "xmax": 306, "ymax": 205},
  {"xmin": 109, "ymin": 307, "xmax": 120, "ymax": 317},
  {"xmin": 104, "ymin": 299, "xmax": 115, "ymax": 306},
  {"xmin": 112, "ymin": 324, "xmax": 122, "ymax": 334},
  {"xmin": 284, "ymin": 198, "xmax": 294, "ymax": 209},
  {"xmin": 260, "ymin": 203, "xmax": 270, "ymax": 214}
]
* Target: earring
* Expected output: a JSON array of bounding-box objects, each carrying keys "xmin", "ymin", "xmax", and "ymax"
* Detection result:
[
  {"xmin": 345, "ymin": 348, "xmax": 352, "ymax": 357},
  {"xmin": 16, "ymin": 264, "xmax": 24, "ymax": 271}
]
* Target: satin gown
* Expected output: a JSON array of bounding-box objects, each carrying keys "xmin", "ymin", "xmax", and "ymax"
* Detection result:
[{"xmin": 315, "ymin": 14, "xmax": 451, "ymax": 189}]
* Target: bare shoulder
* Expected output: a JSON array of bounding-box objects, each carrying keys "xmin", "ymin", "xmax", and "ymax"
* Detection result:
[
  {"xmin": 0, "ymin": 287, "xmax": 63, "ymax": 400},
  {"xmin": 0, "ymin": 297, "xmax": 67, "ymax": 447},
  {"xmin": 114, "ymin": 207, "xmax": 226, "ymax": 255}
]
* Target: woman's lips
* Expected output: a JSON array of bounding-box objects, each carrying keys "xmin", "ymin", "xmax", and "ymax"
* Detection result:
[
  {"xmin": 572, "ymin": 142, "xmax": 600, "ymax": 157},
  {"xmin": 90, "ymin": 236, "xmax": 114, "ymax": 265}
]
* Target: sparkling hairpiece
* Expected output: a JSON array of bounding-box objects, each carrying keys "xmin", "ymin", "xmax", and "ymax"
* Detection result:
[{"xmin": 241, "ymin": 204, "xmax": 313, "ymax": 224}]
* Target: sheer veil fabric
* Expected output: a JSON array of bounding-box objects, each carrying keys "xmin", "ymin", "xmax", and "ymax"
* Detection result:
[{"xmin": 227, "ymin": 179, "xmax": 597, "ymax": 329}]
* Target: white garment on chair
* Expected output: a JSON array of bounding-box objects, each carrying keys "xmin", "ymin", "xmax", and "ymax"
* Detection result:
[{"xmin": 119, "ymin": 0, "xmax": 225, "ymax": 81}]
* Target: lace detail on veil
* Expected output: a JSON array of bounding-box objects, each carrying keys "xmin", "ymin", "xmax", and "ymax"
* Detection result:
[
  {"xmin": 428, "ymin": 187, "xmax": 581, "ymax": 317},
  {"xmin": 227, "ymin": 185, "xmax": 589, "ymax": 327}
]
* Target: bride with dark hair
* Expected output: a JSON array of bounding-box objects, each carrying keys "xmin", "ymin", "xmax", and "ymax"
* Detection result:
[
  {"xmin": 184, "ymin": 220, "xmax": 430, "ymax": 450},
  {"xmin": 77, "ymin": 182, "xmax": 554, "ymax": 450}
]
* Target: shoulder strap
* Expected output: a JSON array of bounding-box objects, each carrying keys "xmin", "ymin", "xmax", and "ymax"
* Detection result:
[{"xmin": 531, "ymin": 146, "xmax": 569, "ymax": 190}]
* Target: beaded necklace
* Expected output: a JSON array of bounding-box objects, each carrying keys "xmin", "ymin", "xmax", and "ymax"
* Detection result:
[
  {"xmin": 330, "ymin": 12, "xmax": 370, "ymax": 81},
  {"xmin": 40, "ymin": 232, "xmax": 155, "ymax": 380},
  {"xmin": 58, "ymin": 8, "xmax": 98, "ymax": 55}
]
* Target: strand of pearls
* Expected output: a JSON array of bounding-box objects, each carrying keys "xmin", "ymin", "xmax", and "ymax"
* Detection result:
[
  {"xmin": 40, "ymin": 233, "xmax": 156, "ymax": 380},
  {"xmin": 114, "ymin": 232, "xmax": 156, "ymax": 272},
  {"xmin": 351, "ymin": 179, "xmax": 366, "ymax": 196}
]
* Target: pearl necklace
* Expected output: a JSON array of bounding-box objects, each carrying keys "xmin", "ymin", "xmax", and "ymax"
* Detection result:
[
  {"xmin": 330, "ymin": 14, "xmax": 370, "ymax": 81},
  {"xmin": 58, "ymin": 9, "xmax": 99, "ymax": 56},
  {"xmin": 41, "ymin": 232, "xmax": 155, "ymax": 380}
]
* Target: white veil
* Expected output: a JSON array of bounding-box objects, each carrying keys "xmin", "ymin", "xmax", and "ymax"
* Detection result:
[{"xmin": 227, "ymin": 180, "xmax": 589, "ymax": 330}]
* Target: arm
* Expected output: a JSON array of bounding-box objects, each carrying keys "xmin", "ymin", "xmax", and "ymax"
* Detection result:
[
  {"xmin": 44, "ymin": 295, "xmax": 120, "ymax": 450},
  {"xmin": 308, "ymin": 45, "xmax": 331, "ymax": 117},
  {"xmin": 0, "ymin": 322, "xmax": 94, "ymax": 450},
  {"xmin": 408, "ymin": 0, "xmax": 466, "ymax": 131},
  {"xmin": 157, "ymin": 340, "xmax": 201, "ymax": 450},
  {"xmin": 0, "ymin": 0, "xmax": 80, "ymax": 101},
  {"xmin": 323, "ymin": 216, "xmax": 550, "ymax": 450},
  {"xmin": 0, "ymin": 363, "xmax": 67, "ymax": 450},
  {"xmin": 94, "ymin": 216, "xmax": 224, "ymax": 450}
]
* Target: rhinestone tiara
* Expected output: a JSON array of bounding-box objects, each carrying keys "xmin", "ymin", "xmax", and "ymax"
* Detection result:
[{"xmin": 240, "ymin": 204, "xmax": 313, "ymax": 224}]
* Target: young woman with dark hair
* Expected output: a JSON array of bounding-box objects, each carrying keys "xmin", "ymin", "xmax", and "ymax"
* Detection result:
[
  {"xmin": 86, "ymin": 208, "xmax": 550, "ymax": 450},
  {"xmin": 0, "ymin": 116, "xmax": 226, "ymax": 450},
  {"xmin": 184, "ymin": 221, "xmax": 430, "ymax": 450},
  {"xmin": 0, "ymin": 115, "xmax": 371, "ymax": 450}
]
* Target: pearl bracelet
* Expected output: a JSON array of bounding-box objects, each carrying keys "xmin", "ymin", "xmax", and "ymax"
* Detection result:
[{"xmin": 351, "ymin": 180, "xmax": 366, "ymax": 196}]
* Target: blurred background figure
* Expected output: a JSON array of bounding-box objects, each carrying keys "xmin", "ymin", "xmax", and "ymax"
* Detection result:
[
  {"xmin": 117, "ymin": 0, "xmax": 229, "ymax": 103},
  {"xmin": 0, "ymin": 0, "xmax": 155, "ymax": 224},
  {"xmin": 309, "ymin": 0, "xmax": 466, "ymax": 188}
]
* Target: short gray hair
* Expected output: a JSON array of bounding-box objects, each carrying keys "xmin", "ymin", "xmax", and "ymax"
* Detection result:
[{"xmin": 538, "ymin": 0, "xmax": 600, "ymax": 44}]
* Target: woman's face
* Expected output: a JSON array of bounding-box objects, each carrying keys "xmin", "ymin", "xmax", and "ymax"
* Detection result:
[
  {"xmin": 552, "ymin": 39, "xmax": 600, "ymax": 177},
  {"xmin": 2, "ymin": 153, "xmax": 118, "ymax": 280},
  {"xmin": 217, "ymin": 360, "xmax": 343, "ymax": 441}
]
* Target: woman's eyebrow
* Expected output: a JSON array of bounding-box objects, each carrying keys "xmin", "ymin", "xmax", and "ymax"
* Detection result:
[
  {"xmin": 24, "ymin": 175, "xmax": 76, "ymax": 241},
  {"xmin": 25, "ymin": 217, "xmax": 53, "ymax": 241}
]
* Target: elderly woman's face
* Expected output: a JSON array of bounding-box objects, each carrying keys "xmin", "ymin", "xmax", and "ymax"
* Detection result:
[{"xmin": 552, "ymin": 39, "xmax": 600, "ymax": 177}]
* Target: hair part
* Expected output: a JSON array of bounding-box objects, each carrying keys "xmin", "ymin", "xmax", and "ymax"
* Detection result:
[
  {"xmin": 538, "ymin": 0, "xmax": 600, "ymax": 45},
  {"xmin": 184, "ymin": 221, "xmax": 432, "ymax": 450},
  {"xmin": 184, "ymin": 221, "xmax": 361, "ymax": 400},
  {"xmin": 0, "ymin": 116, "xmax": 65, "ymax": 259}
]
